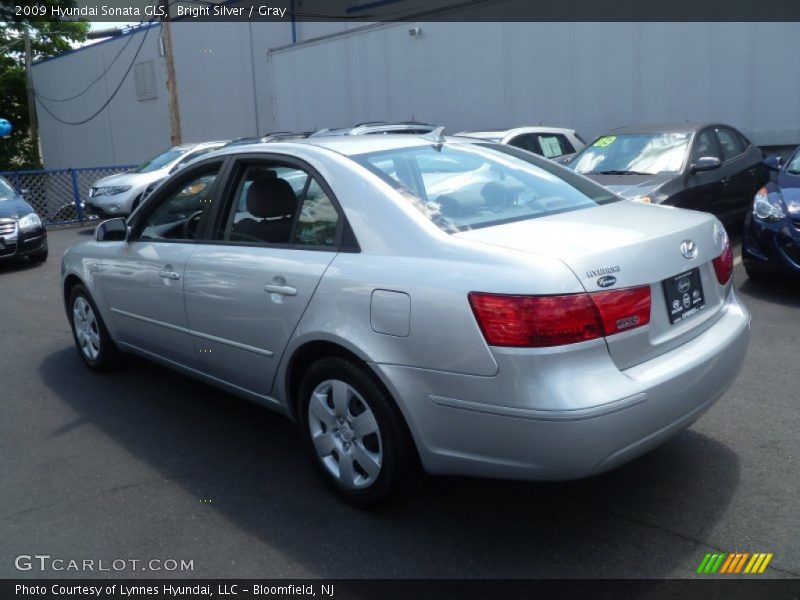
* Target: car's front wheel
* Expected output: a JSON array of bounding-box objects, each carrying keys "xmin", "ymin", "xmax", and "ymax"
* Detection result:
[
  {"xmin": 67, "ymin": 284, "xmax": 120, "ymax": 370},
  {"xmin": 299, "ymin": 357, "xmax": 420, "ymax": 507}
]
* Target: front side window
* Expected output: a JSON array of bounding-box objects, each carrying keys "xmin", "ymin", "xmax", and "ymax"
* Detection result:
[
  {"xmin": 353, "ymin": 143, "xmax": 617, "ymax": 232},
  {"xmin": 570, "ymin": 132, "xmax": 691, "ymax": 175},
  {"xmin": 714, "ymin": 127, "xmax": 746, "ymax": 161},
  {"xmin": 692, "ymin": 129, "xmax": 722, "ymax": 162},
  {"xmin": 785, "ymin": 150, "xmax": 800, "ymax": 174},
  {"xmin": 139, "ymin": 167, "xmax": 220, "ymax": 241}
]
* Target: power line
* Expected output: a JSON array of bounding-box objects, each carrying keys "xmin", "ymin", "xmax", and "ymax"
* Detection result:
[
  {"xmin": 35, "ymin": 31, "xmax": 137, "ymax": 103},
  {"xmin": 35, "ymin": 24, "xmax": 152, "ymax": 126}
]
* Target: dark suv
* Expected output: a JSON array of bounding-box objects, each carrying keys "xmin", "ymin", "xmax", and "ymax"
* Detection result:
[{"xmin": 0, "ymin": 176, "xmax": 48, "ymax": 264}]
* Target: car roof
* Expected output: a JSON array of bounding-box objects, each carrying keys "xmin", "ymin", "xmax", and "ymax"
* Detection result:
[
  {"xmin": 213, "ymin": 133, "xmax": 477, "ymax": 158},
  {"xmin": 458, "ymin": 126, "xmax": 578, "ymax": 139},
  {"xmin": 311, "ymin": 122, "xmax": 438, "ymax": 137},
  {"xmin": 604, "ymin": 123, "xmax": 718, "ymax": 135},
  {"xmin": 176, "ymin": 140, "xmax": 228, "ymax": 151}
]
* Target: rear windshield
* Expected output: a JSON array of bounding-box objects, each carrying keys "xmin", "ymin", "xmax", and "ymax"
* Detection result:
[{"xmin": 352, "ymin": 143, "xmax": 618, "ymax": 232}]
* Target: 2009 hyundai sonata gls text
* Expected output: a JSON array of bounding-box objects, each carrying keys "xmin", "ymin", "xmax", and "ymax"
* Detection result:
[{"xmin": 62, "ymin": 134, "xmax": 750, "ymax": 506}]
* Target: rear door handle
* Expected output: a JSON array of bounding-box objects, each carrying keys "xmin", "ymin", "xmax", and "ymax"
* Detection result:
[
  {"xmin": 720, "ymin": 177, "xmax": 730, "ymax": 184},
  {"xmin": 158, "ymin": 270, "xmax": 181, "ymax": 280},
  {"xmin": 264, "ymin": 284, "xmax": 297, "ymax": 296}
]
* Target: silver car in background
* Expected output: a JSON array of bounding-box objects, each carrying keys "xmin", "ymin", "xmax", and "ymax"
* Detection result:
[
  {"xmin": 85, "ymin": 141, "xmax": 227, "ymax": 218},
  {"xmin": 62, "ymin": 134, "xmax": 750, "ymax": 506}
]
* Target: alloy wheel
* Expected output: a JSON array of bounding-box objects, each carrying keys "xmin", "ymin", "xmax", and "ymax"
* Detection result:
[
  {"xmin": 307, "ymin": 379, "xmax": 383, "ymax": 489},
  {"xmin": 73, "ymin": 296, "xmax": 101, "ymax": 361}
]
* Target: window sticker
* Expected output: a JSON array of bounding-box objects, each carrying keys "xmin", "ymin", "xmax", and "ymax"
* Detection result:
[{"xmin": 593, "ymin": 136, "xmax": 617, "ymax": 147}]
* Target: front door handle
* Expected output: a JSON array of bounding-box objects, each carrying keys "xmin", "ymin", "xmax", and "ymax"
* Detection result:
[
  {"xmin": 264, "ymin": 283, "xmax": 297, "ymax": 296},
  {"xmin": 158, "ymin": 269, "xmax": 181, "ymax": 280},
  {"xmin": 720, "ymin": 177, "xmax": 730, "ymax": 185}
]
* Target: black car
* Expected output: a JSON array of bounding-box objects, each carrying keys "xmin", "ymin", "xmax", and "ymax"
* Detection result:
[
  {"xmin": 0, "ymin": 175, "xmax": 48, "ymax": 263},
  {"xmin": 742, "ymin": 147, "xmax": 800, "ymax": 280},
  {"xmin": 567, "ymin": 123, "xmax": 766, "ymax": 224}
]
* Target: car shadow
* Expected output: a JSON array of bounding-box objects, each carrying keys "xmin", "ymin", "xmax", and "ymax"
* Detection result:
[
  {"xmin": 38, "ymin": 347, "xmax": 740, "ymax": 579},
  {"xmin": 738, "ymin": 277, "xmax": 800, "ymax": 308},
  {"xmin": 0, "ymin": 256, "xmax": 45, "ymax": 274}
]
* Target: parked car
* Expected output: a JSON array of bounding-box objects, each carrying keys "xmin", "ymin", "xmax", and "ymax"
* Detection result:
[
  {"xmin": 62, "ymin": 135, "xmax": 749, "ymax": 506},
  {"xmin": 310, "ymin": 121, "xmax": 439, "ymax": 137},
  {"xmin": 742, "ymin": 147, "xmax": 800, "ymax": 280},
  {"xmin": 566, "ymin": 123, "xmax": 766, "ymax": 224},
  {"xmin": 85, "ymin": 141, "xmax": 227, "ymax": 217},
  {"xmin": 456, "ymin": 126, "xmax": 585, "ymax": 161},
  {"xmin": 0, "ymin": 175, "xmax": 48, "ymax": 263}
]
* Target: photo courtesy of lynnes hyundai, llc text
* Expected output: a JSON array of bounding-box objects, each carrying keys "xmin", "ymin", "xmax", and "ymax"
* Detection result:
[{"xmin": 62, "ymin": 132, "xmax": 750, "ymax": 506}]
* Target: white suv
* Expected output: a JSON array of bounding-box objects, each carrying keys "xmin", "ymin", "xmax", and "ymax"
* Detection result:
[
  {"xmin": 86, "ymin": 141, "xmax": 227, "ymax": 217},
  {"xmin": 456, "ymin": 126, "xmax": 585, "ymax": 162}
]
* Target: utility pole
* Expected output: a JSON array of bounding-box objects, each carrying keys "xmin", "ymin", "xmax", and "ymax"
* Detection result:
[
  {"xmin": 159, "ymin": 0, "xmax": 182, "ymax": 146},
  {"xmin": 23, "ymin": 26, "xmax": 41, "ymax": 164}
]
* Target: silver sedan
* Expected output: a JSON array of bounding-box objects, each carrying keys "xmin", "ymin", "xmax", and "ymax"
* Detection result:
[{"xmin": 61, "ymin": 134, "xmax": 750, "ymax": 506}]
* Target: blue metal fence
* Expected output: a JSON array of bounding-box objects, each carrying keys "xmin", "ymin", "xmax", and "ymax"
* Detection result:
[{"xmin": 0, "ymin": 165, "xmax": 137, "ymax": 225}]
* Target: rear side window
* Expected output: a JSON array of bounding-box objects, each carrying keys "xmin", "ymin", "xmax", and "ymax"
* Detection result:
[
  {"xmin": 353, "ymin": 143, "xmax": 617, "ymax": 233},
  {"xmin": 715, "ymin": 127, "xmax": 746, "ymax": 161},
  {"xmin": 535, "ymin": 134, "xmax": 575, "ymax": 158},
  {"xmin": 213, "ymin": 162, "xmax": 339, "ymax": 248},
  {"xmin": 293, "ymin": 179, "xmax": 339, "ymax": 246}
]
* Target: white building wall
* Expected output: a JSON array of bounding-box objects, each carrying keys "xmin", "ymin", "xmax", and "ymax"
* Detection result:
[
  {"xmin": 32, "ymin": 24, "xmax": 171, "ymax": 169},
  {"xmin": 269, "ymin": 21, "xmax": 800, "ymax": 146},
  {"xmin": 32, "ymin": 17, "xmax": 800, "ymax": 169}
]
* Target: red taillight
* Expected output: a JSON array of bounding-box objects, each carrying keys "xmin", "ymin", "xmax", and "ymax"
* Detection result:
[
  {"xmin": 590, "ymin": 287, "xmax": 652, "ymax": 336},
  {"xmin": 468, "ymin": 286, "xmax": 651, "ymax": 348},
  {"xmin": 712, "ymin": 237, "xmax": 734, "ymax": 285}
]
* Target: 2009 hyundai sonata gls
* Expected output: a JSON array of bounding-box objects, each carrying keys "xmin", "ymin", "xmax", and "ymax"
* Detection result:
[{"xmin": 62, "ymin": 134, "xmax": 750, "ymax": 506}]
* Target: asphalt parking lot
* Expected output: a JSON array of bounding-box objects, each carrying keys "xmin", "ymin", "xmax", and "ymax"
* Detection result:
[{"xmin": 1, "ymin": 225, "xmax": 798, "ymax": 580}]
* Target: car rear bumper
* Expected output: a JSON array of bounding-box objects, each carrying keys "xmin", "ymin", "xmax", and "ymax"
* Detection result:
[{"xmin": 373, "ymin": 291, "xmax": 750, "ymax": 480}]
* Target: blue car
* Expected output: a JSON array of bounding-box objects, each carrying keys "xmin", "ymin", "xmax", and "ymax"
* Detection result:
[{"xmin": 742, "ymin": 147, "xmax": 800, "ymax": 280}]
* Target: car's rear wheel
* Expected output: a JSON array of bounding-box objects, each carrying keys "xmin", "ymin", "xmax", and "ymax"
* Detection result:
[
  {"xmin": 299, "ymin": 356, "xmax": 419, "ymax": 507},
  {"xmin": 67, "ymin": 284, "xmax": 120, "ymax": 370}
]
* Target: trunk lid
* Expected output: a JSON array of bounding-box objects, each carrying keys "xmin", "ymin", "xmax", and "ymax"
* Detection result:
[{"xmin": 455, "ymin": 201, "xmax": 730, "ymax": 369}]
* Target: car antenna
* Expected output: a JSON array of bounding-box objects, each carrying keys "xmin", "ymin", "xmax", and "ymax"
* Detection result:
[{"xmin": 422, "ymin": 126, "xmax": 446, "ymax": 149}]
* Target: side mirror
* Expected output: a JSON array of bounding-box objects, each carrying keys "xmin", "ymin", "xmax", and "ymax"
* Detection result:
[
  {"xmin": 95, "ymin": 218, "xmax": 128, "ymax": 242},
  {"xmin": 764, "ymin": 155, "xmax": 782, "ymax": 171},
  {"xmin": 689, "ymin": 156, "xmax": 721, "ymax": 174}
]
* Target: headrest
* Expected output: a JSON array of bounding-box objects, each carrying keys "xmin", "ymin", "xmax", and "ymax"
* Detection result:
[{"xmin": 246, "ymin": 177, "xmax": 296, "ymax": 219}]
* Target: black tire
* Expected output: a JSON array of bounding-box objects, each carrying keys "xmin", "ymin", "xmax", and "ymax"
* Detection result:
[
  {"xmin": 298, "ymin": 356, "xmax": 421, "ymax": 508},
  {"xmin": 67, "ymin": 284, "xmax": 121, "ymax": 370}
]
